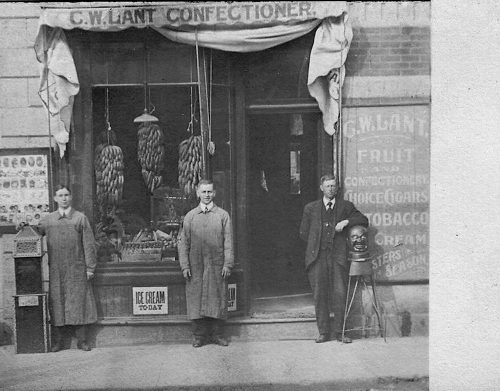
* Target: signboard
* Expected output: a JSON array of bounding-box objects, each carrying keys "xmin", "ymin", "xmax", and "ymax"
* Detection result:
[
  {"xmin": 132, "ymin": 287, "xmax": 168, "ymax": 315},
  {"xmin": 18, "ymin": 295, "xmax": 40, "ymax": 307},
  {"xmin": 39, "ymin": 2, "xmax": 347, "ymax": 30},
  {"xmin": 343, "ymin": 106, "xmax": 430, "ymax": 282},
  {"xmin": 227, "ymin": 283, "xmax": 237, "ymax": 312},
  {"xmin": 0, "ymin": 154, "xmax": 50, "ymax": 227}
]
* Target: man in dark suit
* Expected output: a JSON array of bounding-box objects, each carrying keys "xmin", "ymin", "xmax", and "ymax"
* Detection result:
[{"xmin": 299, "ymin": 174, "xmax": 368, "ymax": 343}]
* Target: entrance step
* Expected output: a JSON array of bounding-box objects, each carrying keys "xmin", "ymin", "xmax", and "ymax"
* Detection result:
[
  {"xmin": 91, "ymin": 315, "xmax": 396, "ymax": 347},
  {"xmin": 91, "ymin": 288, "xmax": 428, "ymax": 347},
  {"xmin": 251, "ymin": 293, "xmax": 315, "ymax": 319}
]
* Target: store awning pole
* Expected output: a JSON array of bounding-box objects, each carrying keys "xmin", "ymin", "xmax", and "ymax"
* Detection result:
[
  {"xmin": 338, "ymin": 52, "xmax": 344, "ymax": 189},
  {"xmin": 195, "ymin": 31, "xmax": 210, "ymax": 180},
  {"xmin": 43, "ymin": 28, "xmax": 55, "ymax": 210}
]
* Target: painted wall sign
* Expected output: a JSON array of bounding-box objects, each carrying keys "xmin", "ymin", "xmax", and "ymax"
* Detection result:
[
  {"xmin": 132, "ymin": 287, "xmax": 168, "ymax": 315},
  {"xmin": 39, "ymin": 2, "xmax": 345, "ymax": 30},
  {"xmin": 343, "ymin": 106, "xmax": 430, "ymax": 281}
]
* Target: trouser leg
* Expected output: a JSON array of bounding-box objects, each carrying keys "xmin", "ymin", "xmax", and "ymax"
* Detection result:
[
  {"xmin": 74, "ymin": 325, "xmax": 87, "ymax": 344},
  {"xmin": 192, "ymin": 318, "xmax": 210, "ymax": 339},
  {"xmin": 52, "ymin": 325, "xmax": 65, "ymax": 348},
  {"xmin": 211, "ymin": 318, "xmax": 225, "ymax": 338},
  {"xmin": 332, "ymin": 261, "xmax": 349, "ymax": 335},
  {"xmin": 308, "ymin": 251, "xmax": 331, "ymax": 336}
]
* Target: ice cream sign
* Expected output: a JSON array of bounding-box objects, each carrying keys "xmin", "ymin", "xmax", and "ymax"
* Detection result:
[{"xmin": 133, "ymin": 287, "xmax": 168, "ymax": 315}]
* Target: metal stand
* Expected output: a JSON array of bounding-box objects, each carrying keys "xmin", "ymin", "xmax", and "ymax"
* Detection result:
[{"xmin": 342, "ymin": 269, "xmax": 386, "ymax": 342}]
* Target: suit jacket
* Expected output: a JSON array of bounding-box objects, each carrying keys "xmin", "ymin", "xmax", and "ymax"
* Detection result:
[{"xmin": 299, "ymin": 198, "xmax": 368, "ymax": 271}]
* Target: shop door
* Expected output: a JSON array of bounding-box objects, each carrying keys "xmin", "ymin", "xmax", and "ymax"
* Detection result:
[{"xmin": 248, "ymin": 112, "xmax": 319, "ymax": 301}]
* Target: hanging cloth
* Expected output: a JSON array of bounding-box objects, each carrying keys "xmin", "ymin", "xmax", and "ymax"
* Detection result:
[
  {"xmin": 34, "ymin": 2, "xmax": 352, "ymax": 142},
  {"xmin": 34, "ymin": 25, "xmax": 79, "ymax": 157},
  {"xmin": 307, "ymin": 13, "xmax": 353, "ymax": 136},
  {"xmin": 152, "ymin": 20, "xmax": 320, "ymax": 53}
]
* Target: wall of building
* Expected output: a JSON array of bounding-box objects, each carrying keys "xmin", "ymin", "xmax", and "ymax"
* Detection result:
[
  {"xmin": 0, "ymin": 2, "xmax": 430, "ymax": 344},
  {"xmin": 0, "ymin": 2, "xmax": 44, "ymax": 345}
]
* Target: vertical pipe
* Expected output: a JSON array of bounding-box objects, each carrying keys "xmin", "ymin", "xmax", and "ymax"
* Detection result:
[
  {"xmin": 338, "ymin": 56, "xmax": 344, "ymax": 190},
  {"xmin": 196, "ymin": 41, "xmax": 210, "ymax": 179},
  {"xmin": 43, "ymin": 28, "xmax": 55, "ymax": 211}
]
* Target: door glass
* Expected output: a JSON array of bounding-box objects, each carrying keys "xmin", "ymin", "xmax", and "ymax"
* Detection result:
[{"xmin": 290, "ymin": 149, "xmax": 301, "ymax": 195}]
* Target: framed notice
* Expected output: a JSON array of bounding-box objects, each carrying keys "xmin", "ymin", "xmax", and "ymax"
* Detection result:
[
  {"xmin": 227, "ymin": 283, "xmax": 237, "ymax": 312},
  {"xmin": 132, "ymin": 287, "xmax": 168, "ymax": 315},
  {"xmin": 0, "ymin": 149, "xmax": 52, "ymax": 233}
]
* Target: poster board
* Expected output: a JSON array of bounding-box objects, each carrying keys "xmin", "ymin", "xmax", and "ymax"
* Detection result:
[{"xmin": 0, "ymin": 150, "xmax": 52, "ymax": 233}]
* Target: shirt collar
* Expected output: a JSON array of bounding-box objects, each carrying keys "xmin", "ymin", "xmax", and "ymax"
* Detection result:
[
  {"xmin": 199, "ymin": 202, "xmax": 214, "ymax": 213},
  {"xmin": 58, "ymin": 207, "xmax": 72, "ymax": 218},
  {"xmin": 323, "ymin": 197, "xmax": 335, "ymax": 209}
]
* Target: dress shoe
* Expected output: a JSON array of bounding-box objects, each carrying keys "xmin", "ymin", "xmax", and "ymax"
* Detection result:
[
  {"xmin": 192, "ymin": 337, "xmax": 204, "ymax": 348},
  {"xmin": 335, "ymin": 334, "xmax": 352, "ymax": 343},
  {"xmin": 51, "ymin": 343, "xmax": 63, "ymax": 353},
  {"xmin": 77, "ymin": 342, "xmax": 91, "ymax": 351},
  {"xmin": 315, "ymin": 334, "xmax": 329, "ymax": 343},
  {"xmin": 211, "ymin": 336, "xmax": 229, "ymax": 346}
]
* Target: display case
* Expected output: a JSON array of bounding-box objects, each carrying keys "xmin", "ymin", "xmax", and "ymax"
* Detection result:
[{"xmin": 150, "ymin": 187, "xmax": 193, "ymax": 262}]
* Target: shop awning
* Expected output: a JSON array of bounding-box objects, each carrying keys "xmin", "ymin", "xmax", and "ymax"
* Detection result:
[{"xmin": 35, "ymin": 1, "xmax": 353, "ymax": 155}]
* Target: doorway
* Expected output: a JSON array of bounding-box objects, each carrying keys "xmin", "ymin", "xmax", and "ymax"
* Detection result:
[{"xmin": 248, "ymin": 112, "xmax": 319, "ymax": 312}]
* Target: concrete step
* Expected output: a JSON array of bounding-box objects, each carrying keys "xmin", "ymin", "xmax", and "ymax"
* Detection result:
[
  {"xmin": 88, "ymin": 286, "xmax": 428, "ymax": 347},
  {"xmin": 89, "ymin": 311, "xmax": 427, "ymax": 347}
]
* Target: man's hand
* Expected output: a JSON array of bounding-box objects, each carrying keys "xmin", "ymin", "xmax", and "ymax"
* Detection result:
[
  {"xmin": 15, "ymin": 221, "xmax": 28, "ymax": 231},
  {"xmin": 183, "ymin": 268, "xmax": 192, "ymax": 280},
  {"xmin": 335, "ymin": 219, "xmax": 349, "ymax": 232},
  {"xmin": 222, "ymin": 267, "xmax": 231, "ymax": 279},
  {"xmin": 86, "ymin": 271, "xmax": 94, "ymax": 280}
]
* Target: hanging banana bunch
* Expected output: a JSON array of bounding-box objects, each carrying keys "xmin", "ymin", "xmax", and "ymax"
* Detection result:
[
  {"xmin": 178, "ymin": 135, "xmax": 202, "ymax": 197},
  {"xmin": 137, "ymin": 122, "xmax": 165, "ymax": 194},
  {"xmin": 94, "ymin": 128, "xmax": 124, "ymax": 216}
]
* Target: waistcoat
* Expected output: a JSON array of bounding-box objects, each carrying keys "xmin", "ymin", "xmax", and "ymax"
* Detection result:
[{"xmin": 320, "ymin": 204, "xmax": 335, "ymax": 250}]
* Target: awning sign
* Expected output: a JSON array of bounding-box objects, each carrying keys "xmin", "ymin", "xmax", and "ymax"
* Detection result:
[
  {"xmin": 40, "ymin": 2, "xmax": 346, "ymax": 30},
  {"xmin": 133, "ymin": 287, "xmax": 168, "ymax": 315}
]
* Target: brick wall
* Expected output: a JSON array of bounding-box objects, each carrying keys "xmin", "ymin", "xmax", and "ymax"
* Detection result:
[
  {"xmin": 0, "ymin": 3, "xmax": 44, "ymax": 345},
  {"xmin": 346, "ymin": 26, "xmax": 430, "ymax": 77},
  {"xmin": 0, "ymin": 3, "xmax": 49, "ymax": 149}
]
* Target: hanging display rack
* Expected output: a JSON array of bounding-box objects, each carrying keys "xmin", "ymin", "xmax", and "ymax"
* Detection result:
[{"xmin": 134, "ymin": 37, "xmax": 159, "ymax": 123}]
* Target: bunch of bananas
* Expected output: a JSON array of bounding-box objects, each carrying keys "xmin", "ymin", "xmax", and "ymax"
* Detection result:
[
  {"xmin": 137, "ymin": 123, "xmax": 165, "ymax": 194},
  {"xmin": 178, "ymin": 135, "xmax": 202, "ymax": 196},
  {"xmin": 94, "ymin": 143, "xmax": 124, "ymax": 215}
]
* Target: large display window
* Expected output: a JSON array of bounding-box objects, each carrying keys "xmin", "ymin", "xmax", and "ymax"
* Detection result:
[{"xmin": 67, "ymin": 29, "xmax": 234, "ymax": 265}]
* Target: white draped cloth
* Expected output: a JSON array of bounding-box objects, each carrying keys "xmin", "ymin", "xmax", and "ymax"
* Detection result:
[
  {"xmin": 35, "ymin": 2, "xmax": 353, "ymax": 155},
  {"xmin": 35, "ymin": 25, "xmax": 79, "ymax": 157}
]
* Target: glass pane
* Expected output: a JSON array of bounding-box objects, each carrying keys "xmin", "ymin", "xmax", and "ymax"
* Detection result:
[
  {"xmin": 209, "ymin": 85, "xmax": 232, "ymax": 214},
  {"xmin": 148, "ymin": 41, "xmax": 197, "ymax": 84},
  {"xmin": 290, "ymin": 149, "xmax": 301, "ymax": 194},
  {"xmin": 237, "ymin": 31, "xmax": 315, "ymax": 103},
  {"xmin": 91, "ymin": 42, "xmax": 144, "ymax": 85}
]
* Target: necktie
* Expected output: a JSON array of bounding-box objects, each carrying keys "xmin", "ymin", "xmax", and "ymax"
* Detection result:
[{"xmin": 327, "ymin": 202, "xmax": 332, "ymax": 211}]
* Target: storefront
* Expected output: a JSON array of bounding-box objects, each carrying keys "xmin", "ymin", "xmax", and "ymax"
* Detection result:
[{"xmin": 0, "ymin": 2, "xmax": 430, "ymax": 345}]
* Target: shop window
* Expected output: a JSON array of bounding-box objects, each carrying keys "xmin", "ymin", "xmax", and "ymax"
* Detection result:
[
  {"xmin": 89, "ymin": 37, "xmax": 234, "ymax": 264},
  {"xmin": 237, "ymin": 30, "xmax": 316, "ymax": 104}
]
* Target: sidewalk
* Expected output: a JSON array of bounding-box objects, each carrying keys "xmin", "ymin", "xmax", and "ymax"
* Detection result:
[{"xmin": 0, "ymin": 337, "xmax": 428, "ymax": 391}]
